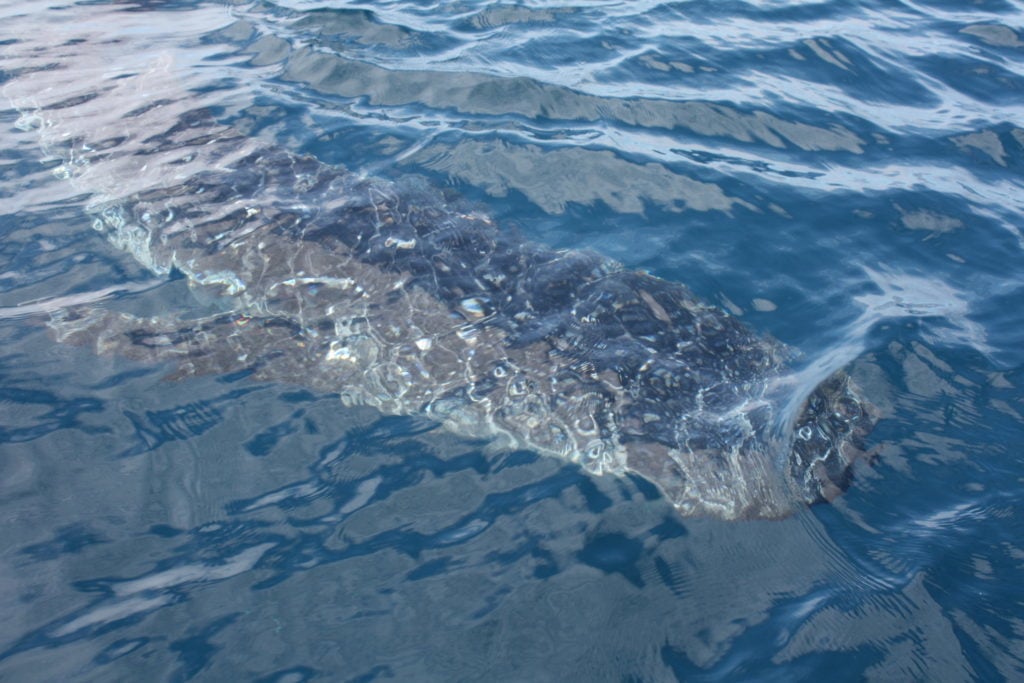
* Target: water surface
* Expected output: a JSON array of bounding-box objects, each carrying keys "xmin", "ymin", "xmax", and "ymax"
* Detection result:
[{"xmin": 1, "ymin": 0, "xmax": 1023, "ymax": 680}]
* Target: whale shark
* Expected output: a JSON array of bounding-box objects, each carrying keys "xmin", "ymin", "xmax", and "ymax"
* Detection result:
[{"xmin": 5, "ymin": 34, "xmax": 873, "ymax": 520}]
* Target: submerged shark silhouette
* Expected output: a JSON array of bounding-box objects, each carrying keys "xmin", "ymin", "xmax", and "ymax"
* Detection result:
[{"xmin": 6, "ymin": 34, "xmax": 874, "ymax": 520}]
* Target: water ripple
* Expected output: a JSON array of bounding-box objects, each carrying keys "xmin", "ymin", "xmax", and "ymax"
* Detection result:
[{"xmin": 1, "ymin": 0, "xmax": 1023, "ymax": 679}]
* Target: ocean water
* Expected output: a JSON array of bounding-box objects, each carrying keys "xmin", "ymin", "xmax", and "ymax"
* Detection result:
[{"xmin": 1, "ymin": 0, "xmax": 1023, "ymax": 680}]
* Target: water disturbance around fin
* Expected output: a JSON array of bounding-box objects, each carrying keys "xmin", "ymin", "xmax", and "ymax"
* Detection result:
[{"xmin": 6, "ymin": 29, "xmax": 874, "ymax": 520}]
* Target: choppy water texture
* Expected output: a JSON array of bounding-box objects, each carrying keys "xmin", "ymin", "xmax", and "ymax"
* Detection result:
[{"xmin": 1, "ymin": 0, "xmax": 1023, "ymax": 680}]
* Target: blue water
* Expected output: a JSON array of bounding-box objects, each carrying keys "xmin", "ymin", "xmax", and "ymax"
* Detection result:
[{"xmin": 1, "ymin": 0, "xmax": 1023, "ymax": 680}]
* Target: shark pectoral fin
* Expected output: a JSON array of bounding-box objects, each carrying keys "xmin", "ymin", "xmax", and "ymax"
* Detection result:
[
  {"xmin": 49, "ymin": 307, "xmax": 146, "ymax": 354},
  {"xmin": 48, "ymin": 307, "xmax": 297, "ymax": 381},
  {"xmin": 624, "ymin": 441, "xmax": 690, "ymax": 508}
]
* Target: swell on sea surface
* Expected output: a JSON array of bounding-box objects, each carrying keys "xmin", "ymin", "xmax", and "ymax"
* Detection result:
[{"xmin": 0, "ymin": 0, "xmax": 1023, "ymax": 680}]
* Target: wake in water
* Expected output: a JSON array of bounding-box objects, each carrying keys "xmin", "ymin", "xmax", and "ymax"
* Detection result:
[{"xmin": 770, "ymin": 260, "xmax": 994, "ymax": 461}]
